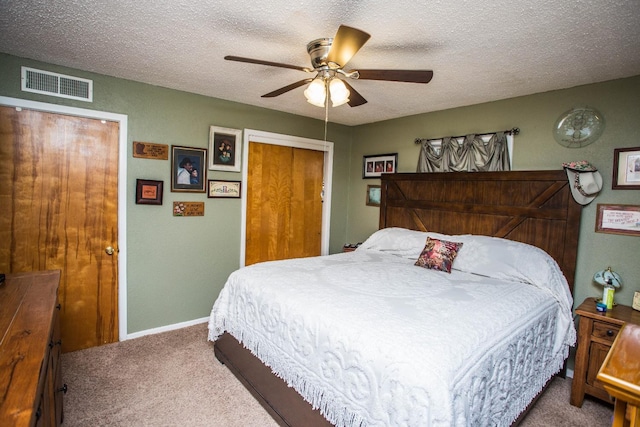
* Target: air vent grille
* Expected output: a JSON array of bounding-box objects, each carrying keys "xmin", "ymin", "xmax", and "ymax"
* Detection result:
[{"xmin": 21, "ymin": 66, "xmax": 93, "ymax": 102}]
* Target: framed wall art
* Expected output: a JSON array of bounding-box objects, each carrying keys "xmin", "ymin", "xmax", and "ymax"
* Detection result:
[
  {"xmin": 612, "ymin": 146, "xmax": 640, "ymax": 189},
  {"xmin": 208, "ymin": 180, "xmax": 241, "ymax": 198},
  {"xmin": 595, "ymin": 204, "xmax": 640, "ymax": 236},
  {"xmin": 135, "ymin": 179, "xmax": 163, "ymax": 205},
  {"xmin": 363, "ymin": 153, "xmax": 398, "ymax": 179},
  {"xmin": 209, "ymin": 126, "xmax": 242, "ymax": 172},
  {"xmin": 366, "ymin": 185, "xmax": 381, "ymax": 206},
  {"xmin": 171, "ymin": 146, "xmax": 207, "ymax": 193}
]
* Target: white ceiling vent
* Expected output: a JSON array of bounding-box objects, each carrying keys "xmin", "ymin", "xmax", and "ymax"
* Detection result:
[{"xmin": 21, "ymin": 66, "xmax": 93, "ymax": 102}]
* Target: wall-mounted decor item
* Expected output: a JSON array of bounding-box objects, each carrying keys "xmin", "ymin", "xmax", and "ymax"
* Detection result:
[
  {"xmin": 173, "ymin": 201, "xmax": 205, "ymax": 217},
  {"xmin": 133, "ymin": 141, "xmax": 169, "ymax": 160},
  {"xmin": 208, "ymin": 180, "xmax": 241, "ymax": 198},
  {"xmin": 612, "ymin": 146, "xmax": 640, "ymax": 190},
  {"xmin": 135, "ymin": 179, "xmax": 163, "ymax": 205},
  {"xmin": 553, "ymin": 106, "xmax": 605, "ymax": 148},
  {"xmin": 363, "ymin": 153, "xmax": 397, "ymax": 179},
  {"xmin": 171, "ymin": 146, "xmax": 207, "ymax": 193},
  {"xmin": 366, "ymin": 185, "xmax": 381, "ymax": 206},
  {"xmin": 595, "ymin": 204, "xmax": 640, "ymax": 236},
  {"xmin": 209, "ymin": 126, "xmax": 242, "ymax": 172}
]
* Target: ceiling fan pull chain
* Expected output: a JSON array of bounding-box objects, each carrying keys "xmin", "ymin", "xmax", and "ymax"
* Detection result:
[
  {"xmin": 321, "ymin": 81, "xmax": 329, "ymax": 203},
  {"xmin": 324, "ymin": 79, "xmax": 330, "ymax": 137}
]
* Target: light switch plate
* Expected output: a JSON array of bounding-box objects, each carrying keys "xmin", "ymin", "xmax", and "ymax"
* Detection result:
[{"xmin": 633, "ymin": 291, "xmax": 640, "ymax": 311}]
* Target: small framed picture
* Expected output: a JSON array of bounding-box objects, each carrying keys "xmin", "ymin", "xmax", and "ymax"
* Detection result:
[
  {"xmin": 208, "ymin": 180, "xmax": 241, "ymax": 198},
  {"xmin": 612, "ymin": 146, "xmax": 640, "ymax": 189},
  {"xmin": 595, "ymin": 204, "xmax": 640, "ymax": 236},
  {"xmin": 366, "ymin": 185, "xmax": 381, "ymax": 206},
  {"xmin": 209, "ymin": 126, "xmax": 242, "ymax": 172},
  {"xmin": 363, "ymin": 153, "xmax": 398, "ymax": 179},
  {"xmin": 135, "ymin": 179, "xmax": 163, "ymax": 205},
  {"xmin": 171, "ymin": 146, "xmax": 207, "ymax": 193}
]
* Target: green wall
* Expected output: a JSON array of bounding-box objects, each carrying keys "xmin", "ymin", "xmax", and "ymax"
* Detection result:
[
  {"xmin": 2, "ymin": 52, "xmax": 639, "ymax": 339},
  {"xmin": 0, "ymin": 53, "xmax": 353, "ymax": 334},
  {"xmin": 347, "ymin": 75, "xmax": 640, "ymax": 313}
]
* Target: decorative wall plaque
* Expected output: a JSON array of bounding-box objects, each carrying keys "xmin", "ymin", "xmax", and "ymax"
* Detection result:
[
  {"xmin": 133, "ymin": 141, "xmax": 169, "ymax": 160},
  {"xmin": 173, "ymin": 202, "xmax": 205, "ymax": 217}
]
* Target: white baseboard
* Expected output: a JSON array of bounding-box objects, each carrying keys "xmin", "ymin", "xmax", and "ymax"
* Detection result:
[
  {"xmin": 124, "ymin": 317, "xmax": 209, "ymax": 340},
  {"xmin": 566, "ymin": 368, "xmax": 574, "ymax": 378}
]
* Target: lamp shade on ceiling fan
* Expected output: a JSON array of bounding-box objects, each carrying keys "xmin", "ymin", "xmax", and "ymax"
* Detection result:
[{"xmin": 329, "ymin": 78, "xmax": 350, "ymax": 107}]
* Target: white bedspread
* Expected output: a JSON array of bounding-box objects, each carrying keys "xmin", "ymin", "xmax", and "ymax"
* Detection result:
[{"xmin": 208, "ymin": 234, "xmax": 575, "ymax": 427}]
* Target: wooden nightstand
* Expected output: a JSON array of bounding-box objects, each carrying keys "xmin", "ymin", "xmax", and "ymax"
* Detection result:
[{"xmin": 570, "ymin": 297, "xmax": 640, "ymax": 407}]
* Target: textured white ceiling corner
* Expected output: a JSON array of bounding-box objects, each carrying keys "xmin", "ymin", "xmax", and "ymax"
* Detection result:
[{"xmin": 1, "ymin": 0, "xmax": 639, "ymax": 126}]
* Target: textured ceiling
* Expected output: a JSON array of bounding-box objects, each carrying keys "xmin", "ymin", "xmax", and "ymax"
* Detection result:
[{"xmin": 1, "ymin": 0, "xmax": 639, "ymax": 126}]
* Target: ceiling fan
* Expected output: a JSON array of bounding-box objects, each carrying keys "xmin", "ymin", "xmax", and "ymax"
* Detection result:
[{"xmin": 224, "ymin": 25, "xmax": 434, "ymax": 108}]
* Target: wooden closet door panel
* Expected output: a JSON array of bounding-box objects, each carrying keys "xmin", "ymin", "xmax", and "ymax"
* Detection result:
[
  {"xmin": 289, "ymin": 148, "xmax": 323, "ymax": 259},
  {"xmin": 246, "ymin": 142, "xmax": 293, "ymax": 265},
  {"xmin": 0, "ymin": 106, "xmax": 119, "ymax": 352}
]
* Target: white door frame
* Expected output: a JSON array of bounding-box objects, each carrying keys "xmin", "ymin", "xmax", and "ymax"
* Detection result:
[
  {"xmin": 0, "ymin": 96, "xmax": 129, "ymax": 341},
  {"xmin": 240, "ymin": 129, "xmax": 334, "ymax": 267}
]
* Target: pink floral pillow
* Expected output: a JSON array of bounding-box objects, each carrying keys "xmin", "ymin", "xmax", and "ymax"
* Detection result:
[{"xmin": 414, "ymin": 237, "xmax": 463, "ymax": 273}]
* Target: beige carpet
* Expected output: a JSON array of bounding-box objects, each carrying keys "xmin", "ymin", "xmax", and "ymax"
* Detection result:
[{"xmin": 61, "ymin": 323, "xmax": 613, "ymax": 426}]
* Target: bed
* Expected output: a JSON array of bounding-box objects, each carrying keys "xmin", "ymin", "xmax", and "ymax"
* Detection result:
[{"xmin": 208, "ymin": 170, "xmax": 582, "ymax": 426}]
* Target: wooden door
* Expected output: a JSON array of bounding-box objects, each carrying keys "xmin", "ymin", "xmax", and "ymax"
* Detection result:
[
  {"xmin": 245, "ymin": 141, "xmax": 324, "ymax": 265},
  {"xmin": 0, "ymin": 106, "xmax": 119, "ymax": 352}
]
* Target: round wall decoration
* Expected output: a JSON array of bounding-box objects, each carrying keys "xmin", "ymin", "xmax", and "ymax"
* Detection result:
[{"xmin": 553, "ymin": 106, "xmax": 605, "ymax": 148}]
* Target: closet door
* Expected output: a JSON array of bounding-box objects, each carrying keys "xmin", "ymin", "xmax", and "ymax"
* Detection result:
[{"xmin": 245, "ymin": 141, "xmax": 324, "ymax": 265}]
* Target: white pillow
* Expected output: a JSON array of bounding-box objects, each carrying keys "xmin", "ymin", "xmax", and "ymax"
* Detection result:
[{"xmin": 358, "ymin": 227, "xmax": 429, "ymax": 258}]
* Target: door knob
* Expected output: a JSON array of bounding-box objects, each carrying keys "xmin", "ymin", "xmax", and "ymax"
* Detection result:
[{"xmin": 105, "ymin": 246, "xmax": 115, "ymax": 255}]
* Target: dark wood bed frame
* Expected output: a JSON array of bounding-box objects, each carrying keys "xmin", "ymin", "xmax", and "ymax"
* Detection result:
[{"xmin": 214, "ymin": 170, "xmax": 582, "ymax": 427}]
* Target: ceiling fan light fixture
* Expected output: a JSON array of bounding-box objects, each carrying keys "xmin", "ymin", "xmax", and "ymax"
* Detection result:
[
  {"xmin": 329, "ymin": 78, "xmax": 350, "ymax": 107},
  {"xmin": 304, "ymin": 78, "xmax": 326, "ymax": 107}
]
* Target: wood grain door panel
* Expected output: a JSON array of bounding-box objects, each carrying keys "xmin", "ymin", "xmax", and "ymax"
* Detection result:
[
  {"xmin": 245, "ymin": 142, "xmax": 323, "ymax": 266},
  {"xmin": 0, "ymin": 106, "xmax": 119, "ymax": 352}
]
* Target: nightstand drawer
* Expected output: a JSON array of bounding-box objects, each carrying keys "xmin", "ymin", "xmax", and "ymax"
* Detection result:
[{"xmin": 592, "ymin": 322, "xmax": 620, "ymax": 343}]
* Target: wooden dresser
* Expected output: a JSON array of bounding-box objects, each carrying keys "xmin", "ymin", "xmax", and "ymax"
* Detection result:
[
  {"xmin": 597, "ymin": 323, "xmax": 640, "ymax": 427},
  {"xmin": 0, "ymin": 270, "xmax": 65, "ymax": 426}
]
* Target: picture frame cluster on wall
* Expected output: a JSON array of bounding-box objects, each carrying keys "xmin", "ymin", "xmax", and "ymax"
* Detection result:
[
  {"xmin": 362, "ymin": 153, "xmax": 398, "ymax": 179},
  {"xmin": 133, "ymin": 126, "xmax": 244, "ymax": 213}
]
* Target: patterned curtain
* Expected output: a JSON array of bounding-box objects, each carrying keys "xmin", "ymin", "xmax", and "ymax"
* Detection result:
[{"xmin": 416, "ymin": 132, "xmax": 510, "ymax": 172}]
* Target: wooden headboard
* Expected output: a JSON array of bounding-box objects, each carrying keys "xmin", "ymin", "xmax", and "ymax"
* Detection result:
[{"xmin": 379, "ymin": 170, "xmax": 582, "ymax": 293}]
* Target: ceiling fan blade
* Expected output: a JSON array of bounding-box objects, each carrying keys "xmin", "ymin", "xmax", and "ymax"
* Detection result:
[
  {"xmin": 355, "ymin": 69, "xmax": 434, "ymax": 84},
  {"xmin": 326, "ymin": 25, "xmax": 371, "ymax": 67},
  {"xmin": 261, "ymin": 79, "xmax": 313, "ymax": 98},
  {"xmin": 225, "ymin": 55, "xmax": 313, "ymax": 73},
  {"xmin": 342, "ymin": 80, "xmax": 367, "ymax": 107}
]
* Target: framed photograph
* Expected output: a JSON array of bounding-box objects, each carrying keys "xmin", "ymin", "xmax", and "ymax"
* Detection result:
[
  {"xmin": 135, "ymin": 179, "xmax": 163, "ymax": 205},
  {"xmin": 366, "ymin": 185, "xmax": 381, "ymax": 206},
  {"xmin": 171, "ymin": 146, "xmax": 207, "ymax": 193},
  {"xmin": 612, "ymin": 146, "xmax": 640, "ymax": 189},
  {"xmin": 209, "ymin": 126, "xmax": 242, "ymax": 172},
  {"xmin": 363, "ymin": 153, "xmax": 398, "ymax": 179},
  {"xmin": 208, "ymin": 180, "xmax": 241, "ymax": 198},
  {"xmin": 595, "ymin": 204, "xmax": 640, "ymax": 236}
]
